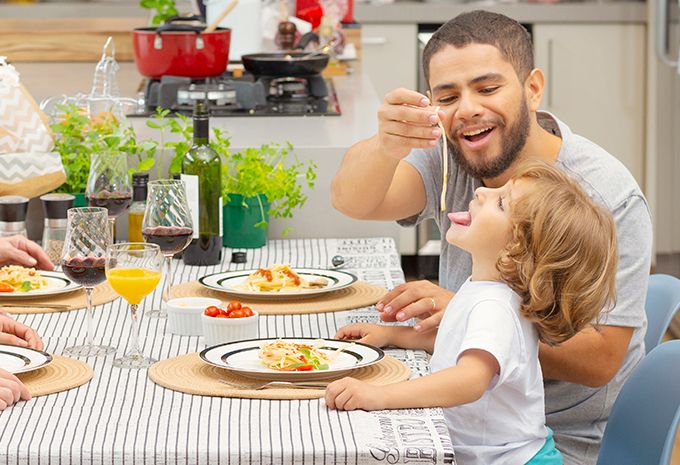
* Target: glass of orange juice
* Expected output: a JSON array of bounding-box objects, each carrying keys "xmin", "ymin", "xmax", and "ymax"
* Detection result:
[{"xmin": 106, "ymin": 243, "xmax": 163, "ymax": 368}]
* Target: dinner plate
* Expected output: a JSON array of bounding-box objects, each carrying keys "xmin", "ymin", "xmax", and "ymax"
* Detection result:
[
  {"xmin": 0, "ymin": 344, "xmax": 53, "ymax": 374},
  {"xmin": 198, "ymin": 268, "xmax": 357, "ymax": 300},
  {"xmin": 0, "ymin": 271, "xmax": 81, "ymax": 299},
  {"xmin": 200, "ymin": 337, "xmax": 384, "ymax": 381}
]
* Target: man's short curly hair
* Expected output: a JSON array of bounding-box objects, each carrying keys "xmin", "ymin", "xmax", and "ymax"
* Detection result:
[{"xmin": 423, "ymin": 11, "xmax": 534, "ymax": 84}]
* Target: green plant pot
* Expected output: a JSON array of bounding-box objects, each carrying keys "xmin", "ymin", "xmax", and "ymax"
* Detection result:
[
  {"xmin": 72, "ymin": 192, "xmax": 86, "ymax": 207},
  {"xmin": 222, "ymin": 194, "xmax": 269, "ymax": 249}
]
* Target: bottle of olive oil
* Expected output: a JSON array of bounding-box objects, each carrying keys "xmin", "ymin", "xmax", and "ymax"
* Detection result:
[{"xmin": 182, "ymin": 102, "xmax": 222, "ymax": 266}]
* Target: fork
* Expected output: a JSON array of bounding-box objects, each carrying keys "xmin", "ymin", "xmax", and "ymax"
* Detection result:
[{"xmin": 219, "ymin": 379, "xmax": 329, "ymax": 390}]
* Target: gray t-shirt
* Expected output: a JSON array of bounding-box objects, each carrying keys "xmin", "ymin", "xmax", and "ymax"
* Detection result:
[{"xmin": 400, "ymin": 112, "xmax": 653, "ymax": 465}]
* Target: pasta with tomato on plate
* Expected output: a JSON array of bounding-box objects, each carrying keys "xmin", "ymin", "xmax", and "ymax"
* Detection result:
[
  {"xmin": 239, "ymin": 265, "xmax": 327, "ymax": 292},
  {"xmin": 0, "ymin": 265, "xmax": 47, "ymax": 292}
]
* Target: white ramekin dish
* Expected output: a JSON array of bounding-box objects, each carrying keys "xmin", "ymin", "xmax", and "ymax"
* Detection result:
[
  {"xmin": 201, "ymin": 311, "xmax": 259, "ymax": 347},
  {"xmin": 166, "ymin": 297, "xmax": 222, "ymax": 336}
]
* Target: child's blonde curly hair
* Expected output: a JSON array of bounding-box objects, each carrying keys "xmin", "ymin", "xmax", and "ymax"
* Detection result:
[{"xmin": 497, "ymin": 160, "xmax": 618, "ymax": 346}]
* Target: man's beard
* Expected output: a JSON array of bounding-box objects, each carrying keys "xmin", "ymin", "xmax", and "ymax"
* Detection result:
[{"xmin": 447, "ymin": 100, "xmax": 530, "ymax": 179}]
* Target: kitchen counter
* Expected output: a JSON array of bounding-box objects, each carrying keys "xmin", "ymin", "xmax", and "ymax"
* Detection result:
[{"xmin": 0, "ymin": 1, "xmax": 647, "ymax": 24}]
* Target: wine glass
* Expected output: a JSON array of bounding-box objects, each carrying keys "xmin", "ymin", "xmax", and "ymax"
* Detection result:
[
  {"xmin": 142, "ymin": 179, "xmax": 193, "ymax": 318},
  {"xmin": 60, "ymin": 207, "xmax": 116, "ymax": 357},
  {"xmin": 106, "ymin": 243, "xmax": 163, "ymax": 369},
  {"xmin": 86, "ymin": 151, "xmax": 132, "ymax": 243}
]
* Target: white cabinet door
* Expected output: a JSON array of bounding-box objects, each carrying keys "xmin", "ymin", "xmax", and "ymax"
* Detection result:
[
  {"xmin": 362, "ymin": 24, "xmax": 419, "ymax": 255},
  {"xmin": 361, "ymin": 24, "xmax": 418, "ymax": 100},
  {"xmin": 533, "ymin": 24, "xmax": 646, "ymax": 187}
]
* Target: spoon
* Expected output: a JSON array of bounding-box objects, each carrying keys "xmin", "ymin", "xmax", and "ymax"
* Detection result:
[{"xmin": 330, "ymin": 255, "xmax": 345, "ymax": 269}]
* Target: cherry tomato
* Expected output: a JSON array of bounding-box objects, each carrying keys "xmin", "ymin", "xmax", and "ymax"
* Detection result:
[
  {"xmin": 214, "ymin": 314, "xmax": 229, "ymax": 318},
  {"xmin": 204, "ymin": 306, "xmax": 221, "ymax": 317},
  {"xmin": 295, "ymin": 365, "xmax": 314, "ymax": 371},
  {"xmin": 228, "ymin": 309, "xmax": 245, "ymax": 318},
  {"xmin": 218, "ymin": 308, "xmax": 229, "ymax": 317},
  {"xmin": 241, "ymin": 307, "xmax": 254, "ymax": 317},
  {"xmin": 0, "ymin": 283, "xmax": 14, "ymax": 292},
  {"xmin": 227, "ymin": 300, "xmax": 242, "ymax": 312}
]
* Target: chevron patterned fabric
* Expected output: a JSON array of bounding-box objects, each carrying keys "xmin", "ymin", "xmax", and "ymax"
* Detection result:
[{"xmin": 0, "ymin": 83, "xmax": 54, "ymax": 154}]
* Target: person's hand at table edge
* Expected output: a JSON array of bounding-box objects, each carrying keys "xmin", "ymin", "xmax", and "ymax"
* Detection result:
[
  {"xmin": 0, "ymin": 236, "xmax": 54, "ymax": 271},
  {"xmin": 0, "ymin": 367, "xmax": 31, "ymax": 411},
  {"xmin": 0, "ymin": 315, "xmax": 44, "ymax": 350},
  {"xmin": 375, "ymin": 280, "xmax": 454, "ymax": 332}
]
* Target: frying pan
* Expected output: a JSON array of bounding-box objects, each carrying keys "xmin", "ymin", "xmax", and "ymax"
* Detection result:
[{"xmin": 241, "ymin": 52, "xmax": 329, "ymax": 77}]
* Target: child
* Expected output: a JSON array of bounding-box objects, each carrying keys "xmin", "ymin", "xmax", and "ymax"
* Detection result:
[{"xmin": 325, "ymin": 161, "xmax": 618, "ymax": 465}]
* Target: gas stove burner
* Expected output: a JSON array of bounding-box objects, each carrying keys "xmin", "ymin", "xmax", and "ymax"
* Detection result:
[
  {"xmin": 177, "ymin": 82, "xmax": 238, "ymax": 107},
  {"xmin": 269, "ymin": 77, "xmax": 310, "ymax": 100},
  {"xmin": 133, "ymin": 71, "xmax": 340, "ymax": 117}
]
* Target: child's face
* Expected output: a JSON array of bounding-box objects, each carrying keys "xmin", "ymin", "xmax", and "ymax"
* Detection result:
[{"xmin": 446, "ymin": 179, "xmax": 533, "ymax": 260}]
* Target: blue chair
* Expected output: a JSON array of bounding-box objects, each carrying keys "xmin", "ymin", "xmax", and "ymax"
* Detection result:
[
  {"xmin": 644, "ymin": 274, "xmax": 680, "ymax": 354},
  {"xmin": 597, "ymin": 340, "xmax": 680, "ymax": 465}
]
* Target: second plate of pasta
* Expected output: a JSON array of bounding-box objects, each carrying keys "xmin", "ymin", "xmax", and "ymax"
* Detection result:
[
  {"xmin": 0, "ymin": 269, "xmax": 81, "ymax": 299},
  {"xmin": 198, "ymin": 266, "xmax": 357, "ymax": 299},
  {"xmin": 200, "ymin": 337, "xmax": 384, "ymax": 381}
]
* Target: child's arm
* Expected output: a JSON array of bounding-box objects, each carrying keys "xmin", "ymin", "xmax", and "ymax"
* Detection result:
[
  {"xmin": 326, "ymin": 349, "xmax": 498, "ymax": 411},
  {"xmin": 336, "ymin": 323, "xmax": 438, "ymax": 353}
]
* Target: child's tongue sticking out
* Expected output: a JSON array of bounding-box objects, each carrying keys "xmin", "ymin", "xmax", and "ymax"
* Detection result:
[{"xmin": 448, "ymin": 211, "xmax": 471, "ymax": 226}]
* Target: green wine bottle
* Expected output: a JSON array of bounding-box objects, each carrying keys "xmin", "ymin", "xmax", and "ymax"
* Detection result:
[{"xmin": 181, "ymin": 102, "xmax": 222, "ymax": 266}]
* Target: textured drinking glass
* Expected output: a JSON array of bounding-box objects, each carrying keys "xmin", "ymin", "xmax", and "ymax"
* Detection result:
[
  {"xmin": 142, "ymin": 180, "xmax": 193, "ymax": 318},
  {"xmin": 86, "ymin": 151, "xmax": 132, "ymax": 243},
  {"xmin": 106, "ymin": 243, "xmax": 163, "ymax": 369},
  {"xmin": 60, "ymin": 207, "xmax": 116, "ymax": 357}
]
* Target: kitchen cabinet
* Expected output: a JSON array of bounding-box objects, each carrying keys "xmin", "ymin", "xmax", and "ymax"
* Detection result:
[
  {"xmin": 533, "ymin": 23, "xmax": 646, "ymax": 187},
  {"xmin": 360, "ymin": 23, "xmax": 420, "ymax": 255},
  {"xmin": 361, "ymin": 24, "xmax": 419, "ymax": 100}
]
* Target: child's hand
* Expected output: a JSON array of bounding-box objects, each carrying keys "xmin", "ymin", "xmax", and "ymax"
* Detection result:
[
  {"xmin": 335, "ymin": 323, "xmax": 392, "ymax": 347},
  {"xmin": 325, "ymin": 377, "xmax": 386, "ymax": 411}
]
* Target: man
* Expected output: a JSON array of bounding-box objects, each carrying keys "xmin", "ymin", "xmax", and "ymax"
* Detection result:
[
  {"xmin": 331, "ymin": 11, "xmax": 652, "ymax": 465},
  {"xmin": 0, "ymin": 235, "xmax": 50, "ymax": 410}
]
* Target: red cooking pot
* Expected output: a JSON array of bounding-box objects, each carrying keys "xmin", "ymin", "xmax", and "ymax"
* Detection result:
[{"xmin": 133, "ymin": 16, "xmax": 231, "ymax": 79}]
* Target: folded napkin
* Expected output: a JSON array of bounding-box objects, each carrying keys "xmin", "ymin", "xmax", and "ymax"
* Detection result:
[{"xmin": 0, "ymin": 57, "xmax": 66, "ymax": 197}]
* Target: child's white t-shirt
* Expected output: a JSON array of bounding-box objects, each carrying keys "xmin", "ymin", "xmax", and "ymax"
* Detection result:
[{"xmin": 430, "ymin": 278, "xmax": 547, "ymax": 465}]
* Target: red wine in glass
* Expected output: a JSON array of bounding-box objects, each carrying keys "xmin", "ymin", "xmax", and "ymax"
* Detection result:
[
  {"xmin": 86, "ymin": 191, "xmax": 132, "ymax": 217},
  {"xmin": 142, "ymin": 226, "xmax": 193, "ymax": 255},
  {"xmin": 61, "ymin": 257, "xmax": 107, "ymax": 288}
]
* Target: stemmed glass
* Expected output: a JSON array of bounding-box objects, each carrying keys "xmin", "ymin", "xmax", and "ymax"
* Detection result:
[
  {"xmin": 141, "ymin": 179, "xmax": 193, "ymax": 318},
  {"xmin": 60, "ymin": 207, "xmax": 116, "ymax": 357},
  {"xmin": 106, "ymin": 243, "xmax": 163, "ymax": 369},
  {"xmin": 86, "ymin": 151, "xmax": 132, "ymax": 243}
]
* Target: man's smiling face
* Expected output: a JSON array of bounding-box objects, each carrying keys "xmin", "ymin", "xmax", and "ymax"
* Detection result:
[{"xmin": 429, "ymin": 43, "xmax": 531, "ymax": 180}]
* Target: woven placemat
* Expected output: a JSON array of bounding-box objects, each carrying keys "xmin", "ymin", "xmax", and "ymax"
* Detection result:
[
  {"xmin": 1, "ymin": 282, "xmax": 119, "ymax": 314},
  {"xmin": 170, "ymin": 281, "xmax": 387, "ymax": 314},
  {"xmin": 17, "ymin": 355, "xmax": 93, "ymax": 397},
  {"xmin": 149, "ymin": 352, "xmax": 410, "ymax": 400}
]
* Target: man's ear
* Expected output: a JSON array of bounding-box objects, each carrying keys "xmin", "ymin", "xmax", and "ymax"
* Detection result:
[{"xmin": 525, "ymin": 68, "xmax": 545, "ymax": 112}]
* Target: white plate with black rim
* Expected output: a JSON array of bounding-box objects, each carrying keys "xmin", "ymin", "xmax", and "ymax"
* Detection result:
[
  {"xmin": 0, "ymin": 271, "xmax": 81, "ymax": 299},
  {"xmin": 200, "ymin": 337, "xmax": 384, "ymax": 381},
  {"xmin": 0, "ymin": 344, "xmax": 53, "ymax": 374},
  {"xmin": 198, "ymin": 268, "xmax": 357, "ymax": 300}
]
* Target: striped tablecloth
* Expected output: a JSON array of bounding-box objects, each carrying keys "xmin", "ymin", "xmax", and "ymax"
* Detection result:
[{"xmin": 1, "ymin": 237, "xmax": 456, "ymax": 465}]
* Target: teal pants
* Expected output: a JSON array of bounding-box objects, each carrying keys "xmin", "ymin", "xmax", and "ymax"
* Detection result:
[{"xmin": 526, "ymin": 428, "xmax": 563, "ymax": 465}]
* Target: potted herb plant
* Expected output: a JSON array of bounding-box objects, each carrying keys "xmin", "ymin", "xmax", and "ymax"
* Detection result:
[
  {"xmin": 221, "ymin": 142, "xmax": 317, "ymax": 248},
  {"xmin": 51, "ymin": 103, "xmax": 157, "ymax": 204},
  {"xmin": 139, "ymin": 0, "xmax": 179, "ymax": 26}
]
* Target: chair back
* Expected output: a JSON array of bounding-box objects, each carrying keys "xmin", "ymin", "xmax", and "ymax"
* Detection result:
[
  {"xmin": 597, "ymin": 340, "xmax": 680, "ymax": 465},
  {"xmin": 645, "ymin": 274, "xmax": 680, "ymax": 354}
]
